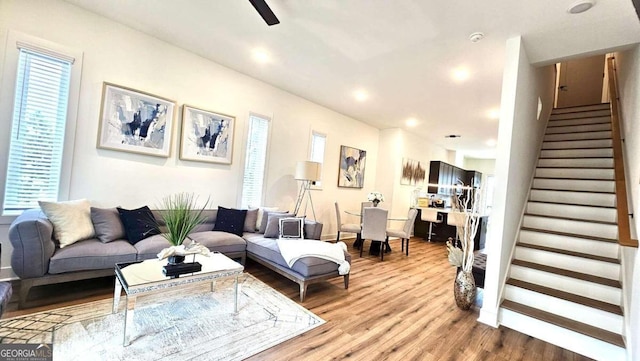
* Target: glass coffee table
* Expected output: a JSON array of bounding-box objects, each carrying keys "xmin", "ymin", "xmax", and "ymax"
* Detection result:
[{"xmin": 113, "ymin": 252, "xmax": 244, "ymax": 346}]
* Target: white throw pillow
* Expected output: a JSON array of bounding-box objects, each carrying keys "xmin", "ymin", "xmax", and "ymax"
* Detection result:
[{"xmin": 39, "ymin": 199, "xmax": 95, "ymax": 248}]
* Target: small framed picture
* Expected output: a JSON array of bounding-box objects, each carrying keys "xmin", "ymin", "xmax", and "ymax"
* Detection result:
[
  {"xmin": 97, "ymin": 82, "xmax": 176, "ymax": 157},
  {"xmin": 180, "ymin": 105, "xmax": 235, "ymax": 164}
]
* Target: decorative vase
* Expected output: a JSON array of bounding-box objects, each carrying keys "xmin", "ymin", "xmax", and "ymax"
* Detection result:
[
  {"xmin": 373, "ymin": 200, "xmax": 380, "ymax": 207},
  {"xmin": 167, "ymin": 255, "xmax": 185, "ymax": 265},
  {"xmin": 453, "ymin": 269, "xmax": 476, "ymax": 310}
]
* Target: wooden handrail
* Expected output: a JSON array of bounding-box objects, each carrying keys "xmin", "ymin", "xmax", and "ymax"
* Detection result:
[{"xmin": 606, "ymin": 57, "xmax": 638, "ymax": 248}]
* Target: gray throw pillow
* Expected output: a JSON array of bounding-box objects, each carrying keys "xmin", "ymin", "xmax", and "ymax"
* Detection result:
[
  {"xmin": 243, "ymin": 208, "xmax": 258, "ymax": 232},
  {"xmin": 263, "ymin": 213, "xmax": 292, "ymax": 238},
  {"xmin": 91, "ymin": 207, "xmax": 126, "ymax": 243},
  {"xmin": 258, "ymin": 210, "xmax": 288, "ymax": 234}
]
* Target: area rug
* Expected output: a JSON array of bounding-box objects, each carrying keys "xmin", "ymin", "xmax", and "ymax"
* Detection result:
[{"xmin": 0, "ymin": 274, "xmax": 324, "ymax": 360}]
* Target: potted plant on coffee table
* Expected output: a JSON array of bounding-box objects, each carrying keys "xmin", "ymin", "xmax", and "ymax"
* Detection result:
[{"xmin": 158, "ymin": 193, "xmax": 209, "ymax": 264}]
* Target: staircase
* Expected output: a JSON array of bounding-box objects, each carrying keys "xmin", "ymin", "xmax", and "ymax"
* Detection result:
[{"xmin": 498, "ymin": 103, "xmax": 627, "ymax": 361}]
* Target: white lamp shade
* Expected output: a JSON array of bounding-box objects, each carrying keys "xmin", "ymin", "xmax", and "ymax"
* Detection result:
[{"xmin": 295, "ymin": 161, "xmax": 322, "ymax": 181}]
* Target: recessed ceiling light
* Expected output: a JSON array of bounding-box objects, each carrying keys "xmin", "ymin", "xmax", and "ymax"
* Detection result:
[
  {"xmin": 354, "ymin": 90, "xmax": 368, "ymax": 102},
  {"xmin": 486, "ymin": 139, "xmax": 497, "ymax": 147},
  {"xmin": 452, "ymin": 67, "xmax": 470, "ymax": 82},
  {"xmin": 568, "ymin": 0, "xmax": 594, "ymax": 14},
  {"xmin": 406, "ymin": 118, "xmax": 417, "ymax": 127},
  {"xmin": 445, "ymin": 134, "xmax": 461, "ymax": 138},
  {"xmin": 469, "ymin": 32, "xmax": 485, "ymax": 43},
  {"xmin": 488, "ymin": 109, "xmax": 500, "ymax": 119},
  {"xmin": 252, "ymin": 48, "xmax": 270, "ymax": 63}
]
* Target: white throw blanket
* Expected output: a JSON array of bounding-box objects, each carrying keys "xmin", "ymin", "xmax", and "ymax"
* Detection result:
[{"xmin": 276, "ymin": 239, "xmax": 350, "ymax": 275}]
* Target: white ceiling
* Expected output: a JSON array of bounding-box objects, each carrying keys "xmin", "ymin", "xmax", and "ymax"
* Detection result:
[{"xmin": 65, "ymin": 0, "xmax": 640, "ymax": 159}]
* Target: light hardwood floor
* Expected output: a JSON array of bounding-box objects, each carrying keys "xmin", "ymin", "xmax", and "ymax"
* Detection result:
[{"xmin": 3, "ymin": 238, "xmax": 593, "ymax": 360}]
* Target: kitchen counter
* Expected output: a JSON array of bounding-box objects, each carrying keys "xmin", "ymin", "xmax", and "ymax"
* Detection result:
[{"xmin": 412, "ymin": 207, "xmax": 488, "ymax": 250}]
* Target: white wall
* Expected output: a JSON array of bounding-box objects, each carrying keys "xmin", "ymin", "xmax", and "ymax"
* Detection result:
[
  {"xmin": 0, "ymin": 0, "xmax": 381, "ymax": 277},
  {"xmin": 613, "ymin": 45, "xmax": 640, "ymax": 360},
  {"xmin": 478, "ymin": 36, "xmax": 556, "ymax": 326}
]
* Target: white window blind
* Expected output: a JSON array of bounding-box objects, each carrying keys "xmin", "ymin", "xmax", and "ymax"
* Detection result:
[
  {"xmin": 240, "ymin": 114, "xmax": 270, "ymax": 208},
  {"xmin": 2, "ymin": 48, "xmax": 72, "ymax": 213},
  {"xmin": 309, "ymin": 131, "xmax": 326, "ymax": 187}
]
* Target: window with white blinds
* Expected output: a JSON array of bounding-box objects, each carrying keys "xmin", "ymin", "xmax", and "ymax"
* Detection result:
[
  {"xmin": 2, "ymin": 48, "xmax": 72, "ymax": 213},
  {"xmin": 240, "ymin": 114, "xmax": 270, "ymax": 208}
]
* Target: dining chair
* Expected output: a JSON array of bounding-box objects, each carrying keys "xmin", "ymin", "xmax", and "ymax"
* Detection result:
[
  {"xmin": 335, "ymin": 202, "xmax": 361, "ymax": 242},
  {"xmin": 360, "ymin": 207, "xmax": 389, "ymax": 260},
  {"xmin": 386, "ymin": 208, "xmax": 419, "ymax": 256},
  {"xmin": 447, "ymin": 211, "xmax": 466, "ymax": 245},
  {"xmin": 420, "ymin": 208, "xmax": 442, "ymax": 242}
]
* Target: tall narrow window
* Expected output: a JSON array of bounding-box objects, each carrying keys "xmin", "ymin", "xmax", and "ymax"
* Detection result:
[
  {"xmin": 240, "ymin": 114, "xmax": 270, "ymax": 208},
  {"xmin": 3, "ymin": 47, "xmax": 73, "ymax": 213},
  {"xmin": 309, "ymin": 131, "xmax": 326, "ymax": 187}
]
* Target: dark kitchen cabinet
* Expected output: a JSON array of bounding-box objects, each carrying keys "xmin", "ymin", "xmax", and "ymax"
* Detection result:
[{"xmin": 428, "ymin": 161, "xmax": 474, "ymax": 195}]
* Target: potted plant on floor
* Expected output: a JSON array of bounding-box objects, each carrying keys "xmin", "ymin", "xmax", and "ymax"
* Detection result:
[
  {"xmin": 158, "ymin": 193, "xmax": 209, "ymax": 264},
  {"xmin": 445, "ymin": 188, "xmax": 481, "ymax": 310}
]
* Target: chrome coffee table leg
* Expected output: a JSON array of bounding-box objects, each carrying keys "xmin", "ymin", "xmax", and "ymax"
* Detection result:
[{"xmin": 123, "ymin": 295, "xmax": 137, "ymax": 346}]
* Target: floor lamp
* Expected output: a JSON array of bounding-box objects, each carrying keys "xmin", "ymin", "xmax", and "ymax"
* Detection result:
[{"xmin": 293, "ymin": 161, "xmax": 321, "ymax": 221}]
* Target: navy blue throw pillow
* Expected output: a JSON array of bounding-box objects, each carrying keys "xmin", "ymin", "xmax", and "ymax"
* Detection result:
[
  {"xmin": 213, "ymin": 207, "xmax": 247, "ymax": 236},
  {"xmin": 117, "ymin": 206, "xmax": 161, "ymax": 245}
]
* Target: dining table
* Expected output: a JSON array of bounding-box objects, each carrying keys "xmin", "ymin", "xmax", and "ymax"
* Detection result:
[{"xmin": 344, "ymin": 210, "xmax": 408, "ymax": 256}]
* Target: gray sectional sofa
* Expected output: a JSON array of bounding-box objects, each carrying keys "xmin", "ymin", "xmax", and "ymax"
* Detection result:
[{"xmin": 8, "ymin": 208, "xmax": 350, "ymax": 308}]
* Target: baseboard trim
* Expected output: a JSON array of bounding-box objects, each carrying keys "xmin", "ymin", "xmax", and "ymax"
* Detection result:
[{"xmin": 478, "ymin": 307, "xmax": 499, "ymax": 327}]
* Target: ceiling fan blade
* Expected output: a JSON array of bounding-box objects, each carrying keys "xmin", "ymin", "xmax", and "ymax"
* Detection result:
[{"xmin": 248, "ymin": 0, "xmax": 280, "ymax": 26}]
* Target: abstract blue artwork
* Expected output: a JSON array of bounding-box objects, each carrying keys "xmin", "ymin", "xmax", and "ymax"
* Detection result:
[
  {"xmin": 180, "ymin": 105, "xmax": 235, "ymax": 164},
  {"xmin": 98, "ymin": 83, "xmax": 175, "ymax": 157},
  {"xmin": 338, "ymin": 145, "xmax": 366, "ymax": 188}
]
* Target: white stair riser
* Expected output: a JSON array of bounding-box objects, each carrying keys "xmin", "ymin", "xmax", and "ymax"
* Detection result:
[
  {"xmin": 503, "ymin": 285, "xmax": 623, "ymax": 333},
  {"xmin": 535, "ymin": 168, "xmax": 614, "ymax": 180},
  {"xmin": 550, "ymin": 110, "xmax": 611, "ymax": 120},
  {"xmin": 546, "ymin": 123, "xmax": 611, "ymax": 134},
  {"xmin": 548, "ymin": 116, "xmax": 611, "ymax": 127},
  {"xmin": 532, "ymin": 178, "xmax": 615, "ymax": 193},
  {"xmin": 540, "ymin": 148, "xmax": 613, "ymax": 159},
  {"xmin": 519, "ymin": 230, "xmax": 620, "ymax": 259},
  {"xmin": 529, "ymin": 189, "xmax": 616, "ymax": 207},
  {"xmin": 499, "ymin": 309, "xmax": 626, "ymax": 361},
  {"xmin": 544, "ymin": 131, "xmax": 611, "ymax": 142},
  {"xmin": 552, "ymin": 104, "xmax": 611, "ymax": 114},
  {"xmin": 522, "ymin": 215, "xmax": 617, "ymax": 240},
  {"xmin": 514, "ymin": 247, "xmax": 620, "ymax": 280},
  {"xmin": 510, "ymin": 265, "xmax": 621, "ymax": 304},
  {"xmin": 526, "ymin": 202, "xmax": 617, "ymax": 223},
  {"xmin": 542, "ymin": 139, "xmax": 613, "ymax": 150},
  {"xmin": 537, "ymin": 158, "xmax": 613, "ymax": 169}
]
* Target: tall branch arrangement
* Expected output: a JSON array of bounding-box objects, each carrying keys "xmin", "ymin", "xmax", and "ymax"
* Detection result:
[{"xmin": 446, "ymin": 188, "xmax": 481, "ymax": 273}]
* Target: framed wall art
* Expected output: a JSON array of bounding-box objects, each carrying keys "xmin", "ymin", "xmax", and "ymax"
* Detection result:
[
  {"xmin": 97, "ymin": 82, "xmax": 176, "ymax": 157},
  {"xmin": 401, "ymin": 158, "xmax": 426, "ymax": 185},
  {"xmin": 180, "ymin": 105, "xmax": 235, "ymax": 164},
  {"xmin": 338, "ymin": 145, "xmax": 366, "ymax": 188}
]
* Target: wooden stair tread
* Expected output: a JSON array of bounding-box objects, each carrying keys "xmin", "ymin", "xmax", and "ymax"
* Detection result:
[
  {"xmin": 506, "ymin": 278, "xmax": 622, "ymax": 315},
  {"xmin": 516, "ymin": 242, "xmax": 619, "ymax": 264},
  {"xmin": 511, "ymin": 259, "xmax": 621, "ymax": 288},
  {"xmin": 545, "ymin": 121, "xmax": 611, "ymax": 128},
  {"xmin": 548, "ymin": 113, "xmax": 611, "ymax": 120},
  {"xmin": 535, "ymin": 177, "xmax": 615, "ymax": 182},
  {"xmin": 501, "ymin": 300, "xmax": 625, "ymax": 347},
  {"xmin": 530, "ymin": 188, "xmax": 615, "ymax": 195},
  {"xmin": 542, "ymin": 138, "xmax": 613, "ymax": 143},
  {"xmin": 536, "ymin": 166, "xmax": 613, "ymax": 170},
  {"xmin": 545, "ymin": 129, "xmax": 611, "ymax": 136},
  {"xmin": 552, "ymin": 103, "xmax": 610, "ymax": 111},
  {"xmin": 527, "ymin": 200, "xmax": 615, "ymax": 209},
  {"xmin": 524, "ymin": 213, "xmax": 617, "ymax": 226},
  {"xmin": 520, "ymin": 226, "xmax": 617, "ymax": 243}
]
